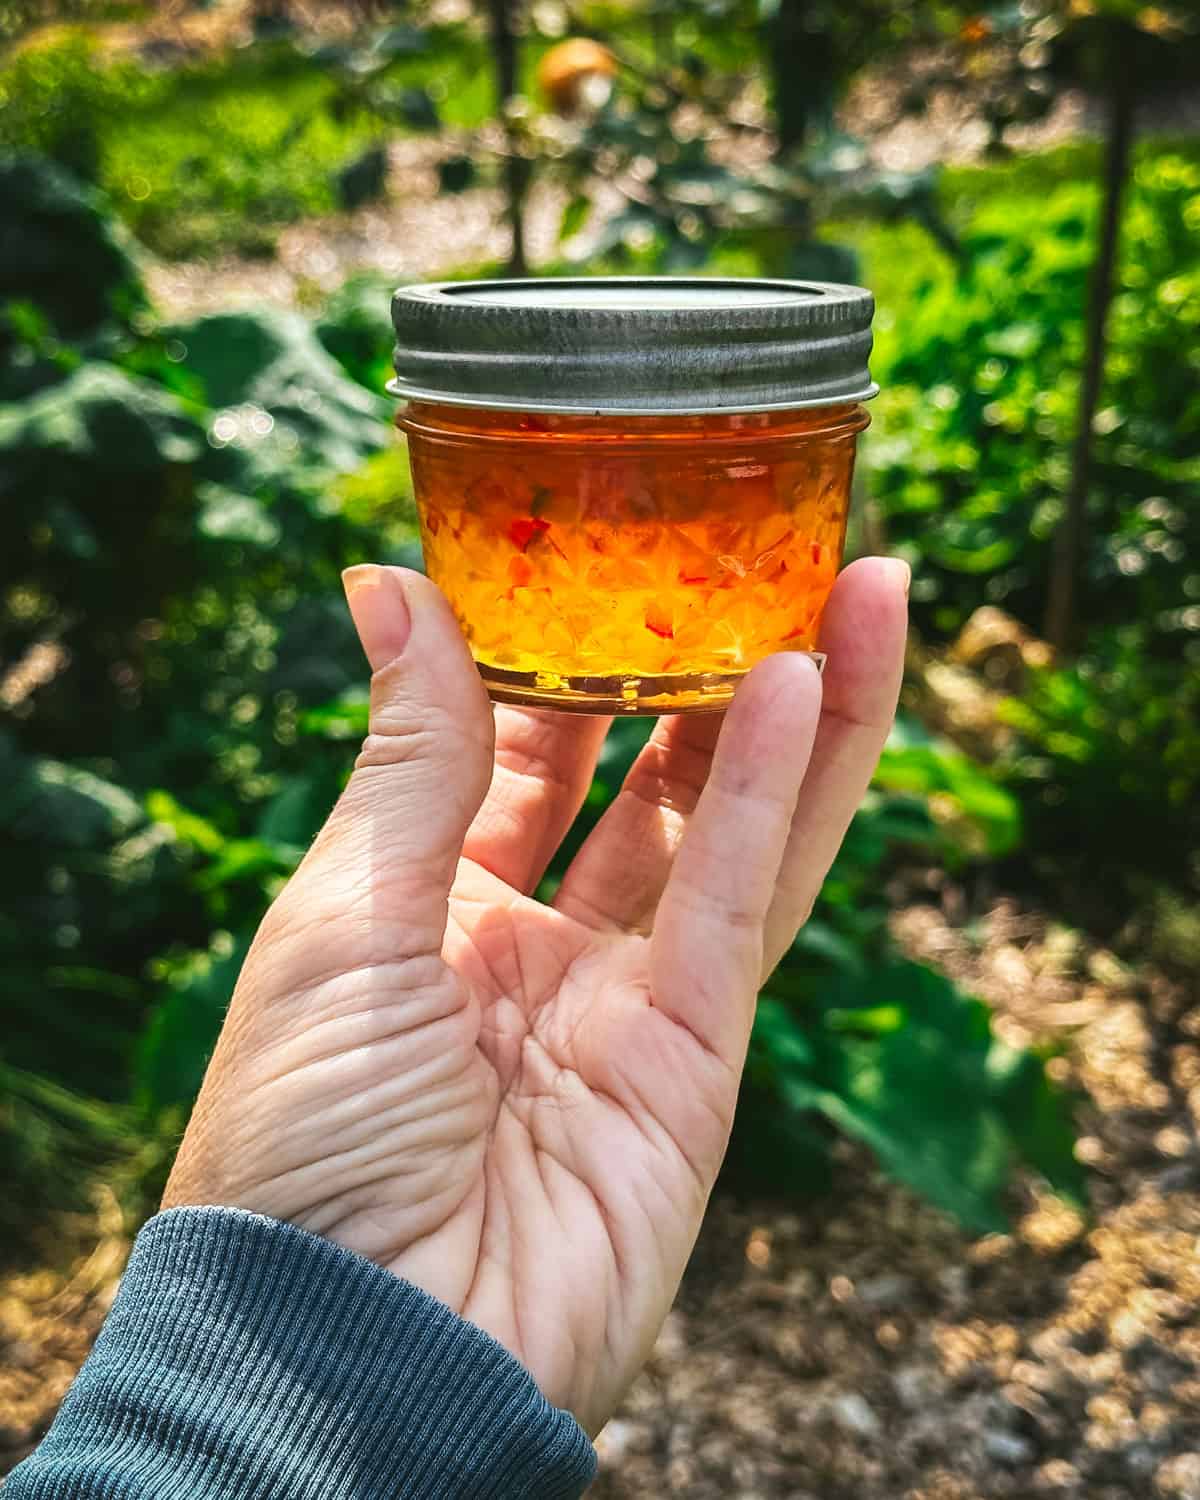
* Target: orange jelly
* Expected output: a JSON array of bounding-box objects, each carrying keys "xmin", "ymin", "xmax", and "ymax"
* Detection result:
[
  {"xmin": 400, "ymin": 401, "xmax": 868, "ymax": 713},
  {"xmin": 389, "ymin": 276, "xmax": 877, "ymax": 712}
]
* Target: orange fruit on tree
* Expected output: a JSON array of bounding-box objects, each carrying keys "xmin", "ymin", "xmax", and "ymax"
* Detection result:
[{"xmin": 537, "ymin": 37, "xmax": 618, "ymax": 114}]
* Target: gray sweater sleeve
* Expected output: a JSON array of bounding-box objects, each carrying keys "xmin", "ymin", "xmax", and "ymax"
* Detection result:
[{"xmin": 5, "ymin": 1207, "xmax": 596, "ymax": 1499}]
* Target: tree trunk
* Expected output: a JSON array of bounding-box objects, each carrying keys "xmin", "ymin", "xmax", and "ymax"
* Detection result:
[
  {"xmin": 767, "ymin": 0, "xmax": 835, "ymax": 164},
  {"xmin": 486, "ymin": 0, "xmax": 528, "ymax": 277},
  {"xmin": 1044, "ymin": 66, "xmax": 1134, "ymax": 653},
  {"xmin": 765, "ymin": 0, "xmax": 839, "ymax": 257}
]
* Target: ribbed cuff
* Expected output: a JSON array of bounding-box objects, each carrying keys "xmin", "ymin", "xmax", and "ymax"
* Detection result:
[{"xmin": 7, "ymin": 1207, "xmax": 596, "ymax": 1499}]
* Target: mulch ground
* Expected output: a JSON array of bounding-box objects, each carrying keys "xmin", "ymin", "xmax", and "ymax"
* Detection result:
[
  {"xmin": 3, "ymin": 891, "xmax": 1198, "ymax": 1497},
  {"xmin": 589, "ymin": 896, "xmax": 1200, "ymax": 1500}
]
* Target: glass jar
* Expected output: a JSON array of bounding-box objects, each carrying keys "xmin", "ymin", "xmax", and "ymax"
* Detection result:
[{"xmin": 390, "ymin": 278, "xmax": 876, "ymax": 714}]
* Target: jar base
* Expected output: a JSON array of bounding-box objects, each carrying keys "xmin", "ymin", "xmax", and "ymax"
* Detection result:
[{"xmin": 477, "ymin": 655, "xmax": 826, "ymax": 716}]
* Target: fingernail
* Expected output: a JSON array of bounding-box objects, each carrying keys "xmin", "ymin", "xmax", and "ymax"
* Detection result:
[
  {"xmin": 884, "ymin": 557, "xmax": 911, "ymax": 598},
  {"xmin": 342, "ymin": 565, "xmax": 412, "ymax": 672}
]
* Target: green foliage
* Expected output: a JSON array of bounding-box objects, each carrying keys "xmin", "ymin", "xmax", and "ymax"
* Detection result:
[
  {"xmin": 0, "ymin": 26, "xmax": 493, "ymax": 259},
  {"xmin": 0, "ymin": 30, "xmax": 150, "ymax": 181},
  {"xmin": 315, "ymin": 274, "xmax": 398, "ymax": 396},
  {"xmin": 137, "ymin": 935, "xmax": 253, "ymax": 1112},
  {"xmin": 0, "ymin": 152, "xmax": 145, "ymax": 400},
  {"xmin": 550, "ymin": 45, "xmax": 953, "ymax": 277},
  {"xmin": 726, "ymin": 745, "xmax": 1078, "ymax": 1230},
  {"xmin": 0, "ymin": 1060, "xmax": 139, "ymax": 1261},
  {"xmin": 996, "ymin": 642, "xmax": 1200, "ymax": 899},
  {"xmin": 743, "ymin": 964, "xmax": 1083, "ymax": 1233},
  {"xmin": 876, "ymin": 724, "xmax": 1023, "ymax": 862},
  {"xmin": 117, "ymin": 28, "xmax": 491, "ymax": 256},
  {"xmin": 0, "ymin": 730, "xmax": 171, "ymax": 1096},
  {"xmin": 101, "ymin": 44, "xmax": 380, "ymax": 258},
  {"xmin": 0, "ymin": 157, "xmax": 416, "ymax": 1252},
  {"xmin": 1, "ymin": 1, "xmax": 131, "ymax": 45},
  {"xmin": 865, "ymin": 149, "xmax": 1200, "ymax": 898},
  {"xmin": 868, "ymin": 153, "xmax": 1200, "ymax": 644}
]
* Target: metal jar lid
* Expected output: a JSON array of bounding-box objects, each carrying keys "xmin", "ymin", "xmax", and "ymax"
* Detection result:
[{"xmin": 388, "ymin": 276, "xmax": 876, "ymax": 415}]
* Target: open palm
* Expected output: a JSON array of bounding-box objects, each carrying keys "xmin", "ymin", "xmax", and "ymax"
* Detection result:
[{"xmin": 165, "ymin": 559, "xmax": 907, "ymax": 1436}]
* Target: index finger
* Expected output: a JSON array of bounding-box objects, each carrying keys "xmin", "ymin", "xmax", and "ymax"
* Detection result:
[{"xmin": 462, "ymin": 706, "xmax": 610, "ymax": 894}]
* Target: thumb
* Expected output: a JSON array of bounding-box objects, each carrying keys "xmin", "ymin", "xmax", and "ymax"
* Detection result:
[{"xmin": 322, "ymin": 564, "xmax": 494, "ymax": 956}]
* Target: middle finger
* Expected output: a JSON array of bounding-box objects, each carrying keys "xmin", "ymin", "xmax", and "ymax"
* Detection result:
[{"xmin": 552, "ymin": 709, "xmax": 725, "ymax": 932}]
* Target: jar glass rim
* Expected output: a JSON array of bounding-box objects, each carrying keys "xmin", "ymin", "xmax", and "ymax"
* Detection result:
[
  {"xmin": 396, "ymin": 399, "xmax": 871, "ymax": 452},
  {"xmin": 386, "ymin": 379, "xmax": 879, "ymax": 418}
]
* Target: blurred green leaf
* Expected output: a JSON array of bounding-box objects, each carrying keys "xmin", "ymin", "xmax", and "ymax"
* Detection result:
[
  {"xmin": 0, "ymin": 361, "xmax": 203, "ymax": 469},
  {"xmin": 196, "ymin": 485, "xmax": 282, "ymax": 548},
  {"xmin": 335, "ymin": 142, "xmax": 389, "ymax": 210},
  {"xmin": 0, "ymin": 1059, "xmax": 139, "ymax": 1267},
  {"xmin": 136, "ymin": 937, "xmax": 251, "ymax": 1111},
  {"xmin": 875, "ymin": 742, "xmax": 1023, "ymax": 858},
  {"xmin": 315, "ymin": 273, "xmax": 396, "ymax": 393},
  {"xmin": 747, "ymin": 962, "xmax": 1084, "ymax": 1233},
  {"xmin": 987, "ymin": 1042, "xmax": 1088, "ymax": 1207},
  {"xmin": 145, "ymin": 791, "xmax": 224, "ymax": 856},
  {"xmin": 300, "ymin": 687, "xmax": 371, "ymax": 739},
  {"xmin": 195, "ymin": 838, "xmax": 302, "ymax": 892},
  {"xmin": 163, "ymin": 307, "xmax": 390, "ymax": 474},
  {"xmin": 559, "ymin": 193, "xmax": 591, "ymax": 243}
]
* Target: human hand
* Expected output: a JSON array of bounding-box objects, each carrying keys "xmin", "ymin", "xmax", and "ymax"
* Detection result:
[{"xmin": 163, "ymin": 557, "xmax": 908, "ymax": 1435}]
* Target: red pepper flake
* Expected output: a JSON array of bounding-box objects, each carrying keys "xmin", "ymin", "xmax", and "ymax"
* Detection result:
[
  {"xmin": 508, "ymin": 555, "xmax": 534, "ymax": 588},
  {"xmin": 811, "ymin": 543, "xmax": 823, "ymax": 566},
  {"xmin": 645, "ymin": 603, "xmax": 674, "ymax": 639},
  {"xmin": 782, "ymin": 625, "xmax": 807, "ymax": 642},
  {"xmin": 509, "ymin": 516, "xmax": 551, "ymax": 552},
  {"xmin": 678, "ymin": 569, "xmax": 709, "ymax": 585}
]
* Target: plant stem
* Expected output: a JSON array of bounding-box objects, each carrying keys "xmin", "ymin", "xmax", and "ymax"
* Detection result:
[
  {"xmin": 1045, "ymin": 65, "xmax": 1134, "ymax": 652},
  {"xmin": 486, "ymin": 0, "xmax": 529, "ymax": 277}
]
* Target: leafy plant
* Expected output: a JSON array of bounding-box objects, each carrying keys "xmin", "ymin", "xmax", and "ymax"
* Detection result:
[
  {"xmin": 741, "ymin": 961, "xmax": 1083, "ymax": 1233},
  {"xmin": 0, "ymin": 156, "xmax": 413, "ymax": 1255},
  {"xmin": 868, "ymin": 152, "xmax": 1200, "ymax": 649},
  {"xmin": 0, "ymin": 30, "xmax": 151, "ymax": 182},
  {"xmin": 530, "ymin": 14, "xmax": 961, "ymax": 278},
  {"xmin": 996, "ymin": 642, "xmax": 1200, "ymax": 904},
  {"xmin": 0, "ymin": 25, "xmax": 494, "ymax": 259},
  {"xmin": 0, "ymin": 152, "xmax": 145, "ymax": 399},
  {"xmin": 0, "ymin": 1060, "xmax": 141, "ymax": 1261},
  {"xmin": 720, "ymin": 730, "xmax": 1078, "ymax": 1231},
  {"xmin": 315, "ymin": 273, "xmax": 399, "ymax": 395},
  {"xmin": 865, "ymin": 148, "xmax": 1199, "ymax": 900}
]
